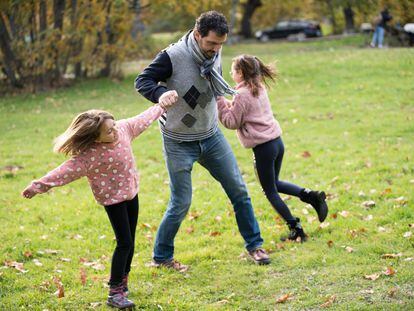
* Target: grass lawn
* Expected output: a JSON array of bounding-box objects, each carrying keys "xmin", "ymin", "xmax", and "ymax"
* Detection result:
[{"xmin": 0, "ymin": 36, "xmax": 413, "ymax": 310}]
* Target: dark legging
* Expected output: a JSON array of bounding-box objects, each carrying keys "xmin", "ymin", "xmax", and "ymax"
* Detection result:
[
  {"xmin": 253, "ymin": 137, "xmax": 304, "ymax": 225},
  {"xmin": 104, "ymin": 195, "xmax": 139, "ymax": 285}
]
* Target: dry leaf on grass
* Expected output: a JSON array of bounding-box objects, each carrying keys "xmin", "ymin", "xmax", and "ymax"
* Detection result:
[
  {"xmin": 364, "ymin": 273, "xmax": 380, "ymax": 281},
  {"xmin": 327, "ymin": 240, "xmax": 334, "ymax": 248},
  {"xmin": 381, "ymin": 253, "xmax": 402, "ymax": 259},
  {"xmin": 53, "ymin": 276, "xmax": 64, "ymax": 298},
  {"xmin": 339, "ymin": 211, "xmax": 350, "ymax": 217},
  {"xmin": 80, "ymin": 268, "xmax": 87, "ymax": 286},
  {"xmin": 186, "ymin": 226, "xmax": 194, "ymax": 234},
  {"xmin": 276, "ymin": 293, "xmax": 294, "ymax": 303},
  {"xmin": 345, "ymin": 246, "xmax": 354, "ymax": 253},
  {"xmin": 383, "ymin": 267, "xmax": 396, "ymax": 276},
  {"xmin": 403, "ymin": 232, "xmax": 412, "ymax": 238},
  {"xmin": 319, "ymin": 222, "xmax": 330, "ymax": 229},
  {"xmin": 320, "ymin": 295, "xmax": 336, "ymax": 308},
  {"xmin": 301, "ymin": 151, "xmax": 311, "ymax": 158},
  {"xmin": 209, "ymin": 231, "xmax": 221, "ymax": 237},
  {"xmin": 361, "ymin": 200, "xmax": 376, "ymax": 208}
]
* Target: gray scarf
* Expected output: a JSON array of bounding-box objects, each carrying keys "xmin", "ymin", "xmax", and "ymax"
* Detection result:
[{"xmin": 185, "ymin": 31, "xmax": 237, "ymax": 97}]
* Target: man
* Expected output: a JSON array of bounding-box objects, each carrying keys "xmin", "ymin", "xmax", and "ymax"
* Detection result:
[
  {"xmin": 370, "ymin": 7, "xmax": 392, "ymax": 48},
  {"xmin": 135, "ymin": 11, "xmax": 269, "ymax": 271}
]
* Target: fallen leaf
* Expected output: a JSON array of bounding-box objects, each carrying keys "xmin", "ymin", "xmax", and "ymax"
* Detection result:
[
  {"xmin": 358, "ymin": 191, "xmax": 366, "ymax": 197},
  {"xmin": 364, "ymin": 273, "xmax": 380, "ymax": 281},
  {"xmin": 327, "ymin": 240, "xmax": 334, "ymax": 248},
  {"xmin": 302, "ymin": 208, "xmax": 309, "ymax": 215},
  {"xmin": 301, "ymin": 151, "xmax": 311, "ymax": 158},
  {"xmin": 339, "ymin": 210, "xmax": 350, "ymax": 217},
  {"xmin": 320, "ymin": 295, "xmax": 336, "ymax": 308},
  {"xmin": 319, "ymin": 222, "xmax": 330, "ymax": 229},
  {"xmin": 53, "ymin": 276, "xmax": 64, "ymax": 298},
  {"xmin": 276, "ymin": 293, "xmax": 293, "ymax": 303},
  {"xmin": 33, "ymin": 259, "xmax": 43, "ymax": 266},
  {"xmin": 89, "ymin": 302, "xmax": 102, "ymax": 308},
  {"xmin": 345, "ymin": 246, "xmax": 354, "ymax": 253},
  {"xmin": 394, "ymin": 196, "xmax": 407, "ymax": 205},
  {"xmin": 381, "ymin": 188, "xmax": 392, "ymax": 195},
  {"xmin": 4, "ymin": 260, "xmax": 28, "ymax": 273},
  {"xmin": 23, "ymin": 251, "xmax": 33, "ymax": 258},
  {"xmin": 361, "ymin": 200, "xmax": 375, "ymax": 208},
  {"xmin": 186, "ymin": 226, "xmax": 194, "ymax": 234},
  {"xmin": 381, "ymin": 253, "xmax": 402, "ymax": 259},
  {"xmin": 188, "ymin": 211, "xmax": 201, "ymax": 221},
  {"xmin": 377, "ymin": 226, "xmax": 387, "ymax": 232},
  {"xmin": 388, "ymin": 287, "xmax": 398, "ymax": 297},
  {"xmin": 141, "ymin": 223, "xmax": 153, "ymax": 230},
  {"xmin": 307, "ymin": 216, "xmax": 317, "ymax": 223},
  {"xmin": 72, "ymin": 234, "xmax": 83, "ymax": 240},
  {"xmin": 214, "ymin": 216, "xmax": 222, "ymax": 222},
  {"xmin": 363, "ymin": 215, "xmax": 373, "ymax": 221},
  {"xmin": 383, "ymin": 267, "xmax": 395, "ymax": 276},
  {"xmin": 209, "ymin": 231, "xmax": 221, "ymax": 237},
  {"xmin": 1, "ymin": 165, "xmax": 23, "ymax": 173},
  {"xmin": 403, "ymin": 231, "xmax": 412, "ymax": 238},
  {"xmin": 59, "ymin": 257, "xmax": 71, "ymax": 262},
  {"xmin": 80, "ymin": 268, "xmax": 87, "ymax": 286},
  {"xmin": 330, "ymin": 176, "xmax": 339, "ymax": 184}
]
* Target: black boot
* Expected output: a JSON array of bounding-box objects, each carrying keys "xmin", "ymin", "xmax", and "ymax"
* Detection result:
[
  {"xmin": 281, "ymin": 218, "xmax": 307, "ymax": 242},
  {"xmin": 300, "ymin": 188, "xmax": 328, "ymax": 222}
]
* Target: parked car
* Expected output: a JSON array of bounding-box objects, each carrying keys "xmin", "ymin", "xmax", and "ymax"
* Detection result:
[{"xmin": 255, "ymin": 20, "xmax": 322, "ymax": 41}]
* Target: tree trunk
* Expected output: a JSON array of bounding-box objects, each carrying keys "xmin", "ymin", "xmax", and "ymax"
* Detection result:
[
  {"xmin": 228, "ymin": 0, "xmax": 239, "ymax": 44},
  {"xmin": 240, "ymin": 0, "xmax": 262, "ymax": 38},
  {"xmin": 100, "ymin": 1, "xmax": 114, "ymax": 77},
  {"xmin": 326, "ymin": 0, "xmax": 338, "ymax": 34},
  {"xmin": 130, "ymin": 0, "xmax": 146, "ymax": 39},
  {"xmin": 343, "ymin": 6, "xmax": 355, "ymax": 33},
  {"xmin": 53, "ymin": 0, "xmax": 65, "ymax": 82},
  {"xmin": 0, "ymin": 13, "xmax": 22, "ymax": 88},
  {"xmin": 39, "ymin": 0, "xmax": 47, "ymax": 39}
]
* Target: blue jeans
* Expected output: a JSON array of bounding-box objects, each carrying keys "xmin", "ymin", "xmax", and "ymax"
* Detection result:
[
  {"xmin": 153, "ymin": 129, "xmax": 263, "ymax": 262},
  {"xmin": 371, "ymin": 26, "xmax": 385, "ymax": 47}
]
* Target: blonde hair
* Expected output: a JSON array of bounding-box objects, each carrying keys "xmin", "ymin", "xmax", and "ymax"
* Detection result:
[
  {"xmin": 53, "ymin": 110, "xmax": 114, "ymax": 156},
  {"xmin": 232, "ymin": 54, "xmax": 277, "ymax": 97}
]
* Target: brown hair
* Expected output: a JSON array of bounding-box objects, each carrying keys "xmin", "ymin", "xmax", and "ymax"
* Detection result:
[
  {"xmin": 53, "ymin": 110, "xmax": 114, "ymax": 156},
  {"xmin": 232, "ymin": 54, "xmax": 277, "ymax": 97}
]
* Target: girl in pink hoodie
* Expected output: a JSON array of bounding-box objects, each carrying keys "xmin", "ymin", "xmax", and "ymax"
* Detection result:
[
  {"xmin": 22, "ymin": 104, "xmax": 169, "ymax": 308},
  {"xmin": 217, "ymin": 54, "xmax": 328, "ymax": 242}
]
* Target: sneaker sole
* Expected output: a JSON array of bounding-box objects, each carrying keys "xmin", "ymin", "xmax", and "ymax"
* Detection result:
[{"xmin": 106, "ymin": 302, "xmax": 135, "ymax": 309}]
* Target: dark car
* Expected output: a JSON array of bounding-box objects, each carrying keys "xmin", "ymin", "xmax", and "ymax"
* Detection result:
[{"xmin": 255, "ymin": 20, "xmax": 322, "ymax": 41}]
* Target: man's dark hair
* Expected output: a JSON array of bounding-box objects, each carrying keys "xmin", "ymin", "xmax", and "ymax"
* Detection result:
[{"xmin": 195, "ymin": 11, "xmax": 229, "ymax": 37}]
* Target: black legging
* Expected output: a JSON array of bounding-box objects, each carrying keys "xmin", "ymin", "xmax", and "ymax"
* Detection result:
[
  {"xmin": 104, "ymin": 195, "xmax": 139, "ymax": 285},
  {"xmin": 253, "ymin": 137, "xmax": 304, "ymax": 226}
]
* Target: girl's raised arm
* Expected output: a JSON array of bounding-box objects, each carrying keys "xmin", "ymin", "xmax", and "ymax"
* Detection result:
[
  {"xmin": 217, "ymin": 94, "xmax": 246, "ymax": 130},
  {"xmin": 123, "ymin": 104, "xmax": 165, "ymax": 139},
  {"xmin": 22, "ymin": 157, "xmax": 87, "ymax": 199}
]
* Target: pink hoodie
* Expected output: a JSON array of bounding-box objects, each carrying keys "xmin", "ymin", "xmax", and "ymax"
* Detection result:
[
  {"xmin": 217, "ymin": 82, "xmax": 282, "ymax": 148},
  {"xmin": 27, "ymin": 105, "xmax": 164, "ymax": 206}
]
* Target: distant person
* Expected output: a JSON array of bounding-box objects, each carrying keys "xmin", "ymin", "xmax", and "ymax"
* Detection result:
[
  {"xmin": 135, "ymin": 11, "xmax": 270, "ymax": 269},
  {"xmin": 22, "ymin": 104, "xmax": 172, "ymax": 309},
  {"xmin": 371, "ymin": 8, "xmax": 393, "ymax": 48},
  {"xmin": 217, "ymin": 54, "xmax": 328, "ymax": 241}
]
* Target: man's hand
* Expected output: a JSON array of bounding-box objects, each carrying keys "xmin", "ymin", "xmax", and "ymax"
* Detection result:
[
  {"xmin": 22, "ymin": 186, "xmax": 37, "ymax": 199},
  {"xmin": 159, "ymin": 90, "xmax": 179, "ymax": 109}
]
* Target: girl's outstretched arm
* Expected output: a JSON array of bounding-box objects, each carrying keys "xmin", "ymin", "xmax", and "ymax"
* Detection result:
[
  {"xmin": 217, "ymin": 94, "xmax": 246, "ymax": 130},
  {"xmin": 22, "ymin": 157, "xmax": 87, "ymax": 199},
  {"xmin": 123, "ymin": 104, "xmax": 165, "ymax": 140}
]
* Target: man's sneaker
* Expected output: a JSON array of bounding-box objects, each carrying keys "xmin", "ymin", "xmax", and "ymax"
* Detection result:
[
  {"xmin": 248, "ymin": 248, "xmax": 271, "ymax": 265},
  {"xmin": 300, "ymin": 189, "xmax": 328, "ymax": 222},
  {"xmin": 122, "ymin": 274, "xmax": 129, "ymax": 297},
  {"xmin": 107, "ymin": 283, "xmax": 135, "ymax": 309},
  {"xmin": 149, "ymin": 259, "xmax": 189, "ymax": 272},
  {"xmin": 281, "ymin": 218, "xmax": 307, "ymax": 242}
]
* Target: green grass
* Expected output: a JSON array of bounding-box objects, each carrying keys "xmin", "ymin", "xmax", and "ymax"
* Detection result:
[{"xmin": 1, "ymin": 36, "xmax": 413, "ymax": 310}]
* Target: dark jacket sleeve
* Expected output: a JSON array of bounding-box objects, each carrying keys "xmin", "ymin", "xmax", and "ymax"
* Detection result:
[{"xmin": 134, "ymin": 51, "xmax": 173, "ymax": 103}]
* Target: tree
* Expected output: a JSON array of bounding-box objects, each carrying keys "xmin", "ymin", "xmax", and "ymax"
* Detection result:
[{"xmin": 240, "ymin": 0, "xmax": 262, "ymax": 38}]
